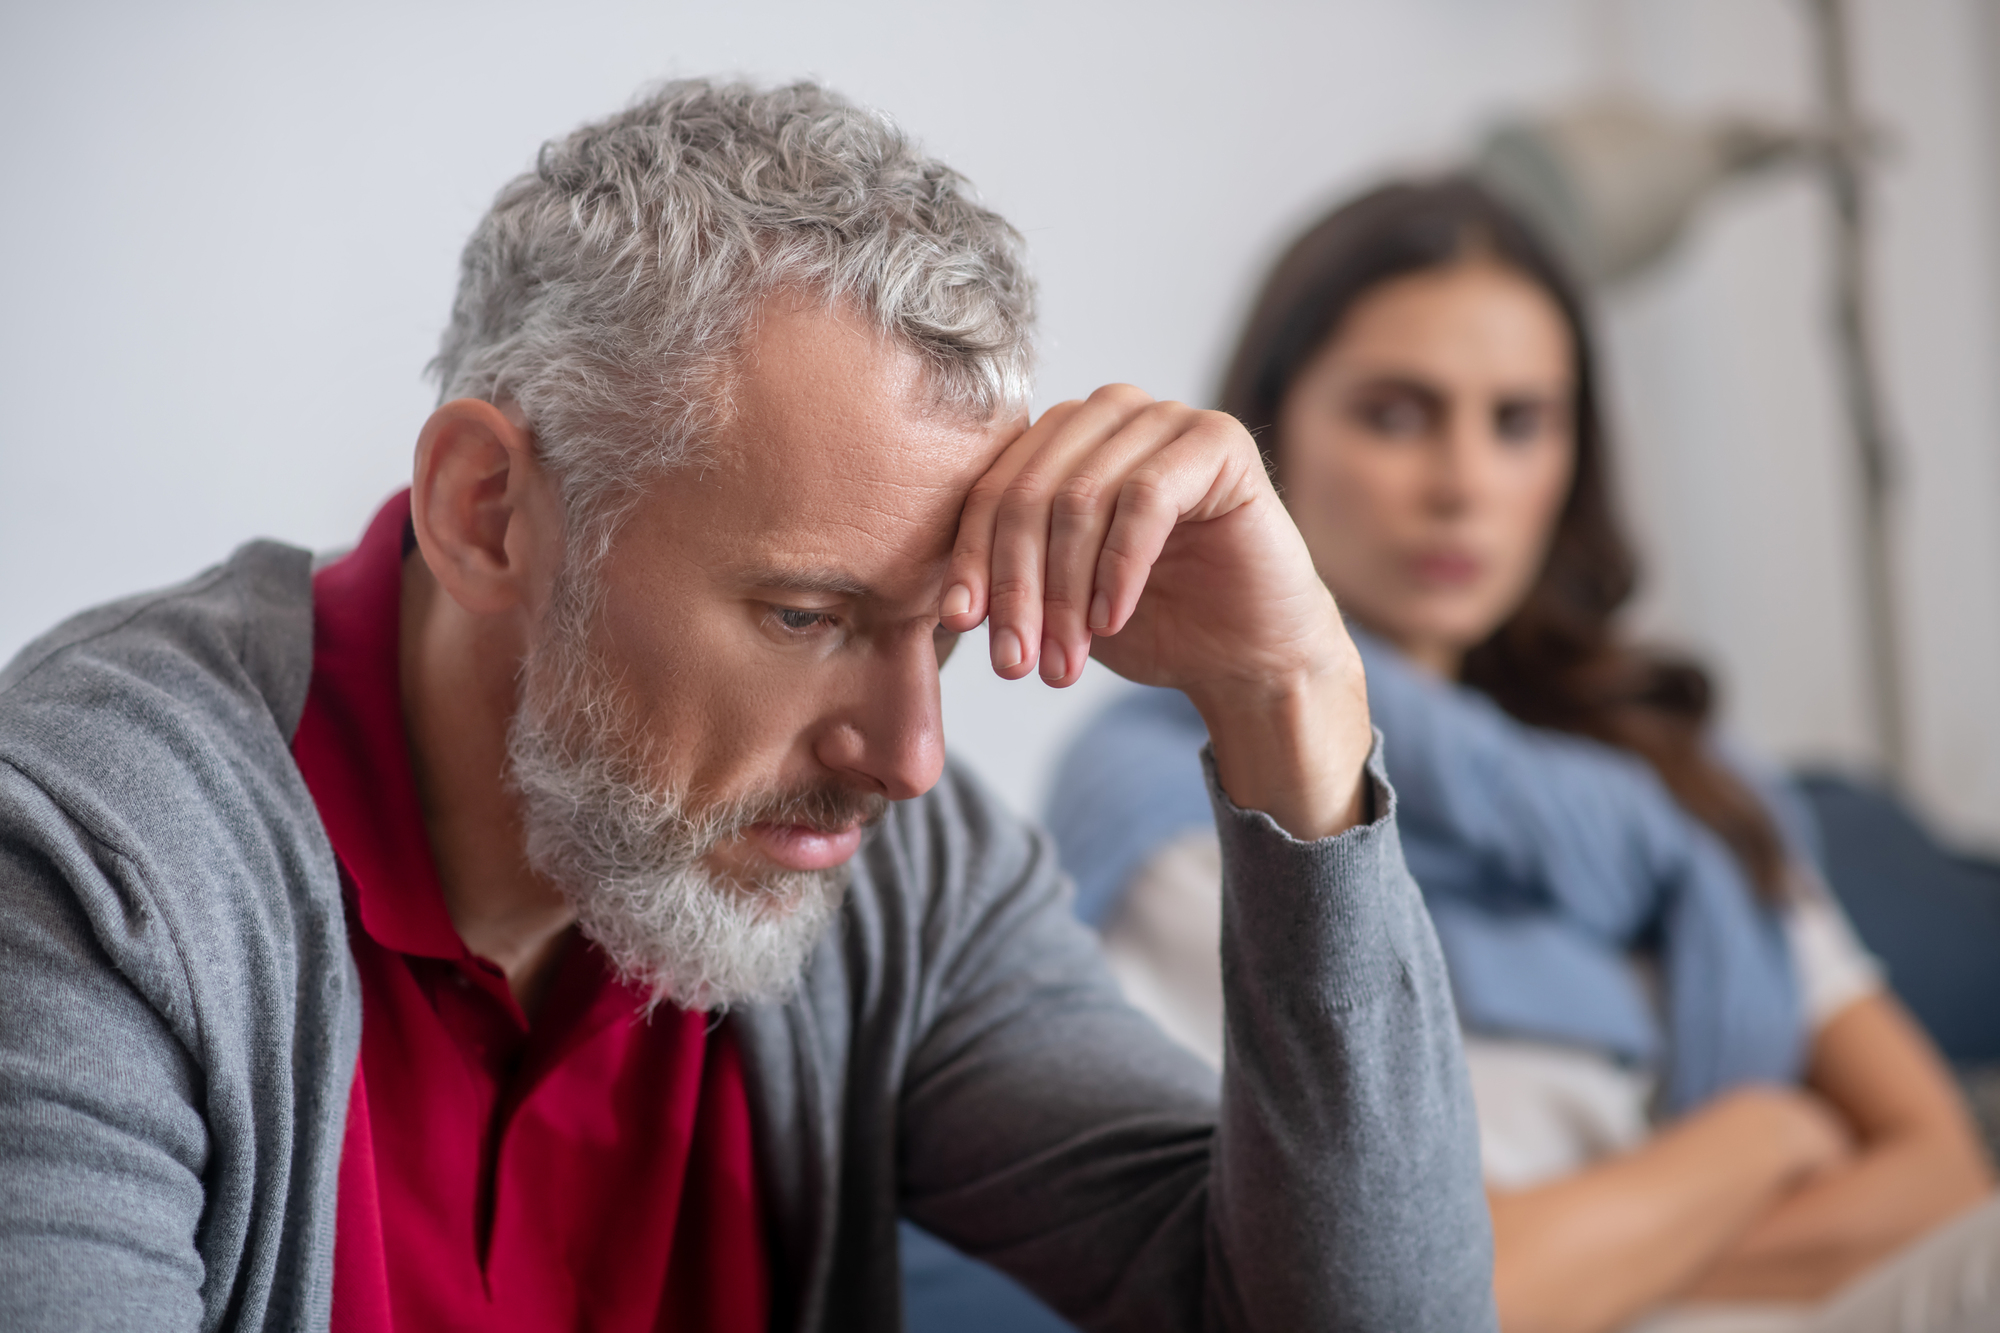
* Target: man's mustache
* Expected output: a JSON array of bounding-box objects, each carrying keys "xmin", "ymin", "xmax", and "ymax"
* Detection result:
[{"xmin": 730, "ymin": 783, "xmax": 891, "ymax": 836}]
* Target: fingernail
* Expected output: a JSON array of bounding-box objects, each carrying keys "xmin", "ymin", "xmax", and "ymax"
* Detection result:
[
  {"xmin": 941, "ymin": 583, "xmax": 971, "ymax": 619},
  {"xmin": 1089, "ymin": 590, "xmax": 1110, "ymax": 631},
  {"xmin": 992, "ymin": 627, "xmax": 1022, "ymax": 670},
  {"xmin": 1040, "ymin": 637, "xmax": 1066, "ymax": 682}
]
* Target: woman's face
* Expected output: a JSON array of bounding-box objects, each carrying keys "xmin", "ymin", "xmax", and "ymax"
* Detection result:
[{"xmin": 1276, "ymin": 260, "xmax": 1577, "ymax": 676}]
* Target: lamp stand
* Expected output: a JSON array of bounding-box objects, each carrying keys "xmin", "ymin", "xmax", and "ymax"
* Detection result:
[{"xmin": 1807, "ymin": 0, "xmax": 1908, "ymax": 781}]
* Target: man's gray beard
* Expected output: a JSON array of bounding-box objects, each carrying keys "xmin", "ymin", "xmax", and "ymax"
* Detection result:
[{"xmin": 504, "ymin": 576, "xmax": 881, "ymax": 1013}]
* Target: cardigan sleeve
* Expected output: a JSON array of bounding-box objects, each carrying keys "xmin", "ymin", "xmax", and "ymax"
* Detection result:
[{"xmin": 896, "ymin": 734, "xmax": 1496, "ymax": 1332}]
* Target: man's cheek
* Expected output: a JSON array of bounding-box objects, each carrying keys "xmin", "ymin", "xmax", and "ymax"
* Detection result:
[{"xmin": 693, "ymin": 676, "xmax": 828, "ymax": 786}]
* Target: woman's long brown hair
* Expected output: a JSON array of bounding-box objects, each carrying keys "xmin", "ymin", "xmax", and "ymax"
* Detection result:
[{"xmin": 1220, "ymin": 176, "xmax": 1787, "ymax": 896}]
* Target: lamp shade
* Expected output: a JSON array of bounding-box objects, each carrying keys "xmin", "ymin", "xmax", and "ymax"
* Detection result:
[{"xmin": 1476, "ymin": 97, "xmax": 1805, "ymax": 285}]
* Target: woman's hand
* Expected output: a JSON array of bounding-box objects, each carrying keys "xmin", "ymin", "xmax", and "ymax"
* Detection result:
[
  {"xmin": 1491, "ymin": 994, "xmax": 1996, "ymax": 1333},
  {"xmin": 1724, "ymin": 1083, "xmax": 1858, "ymax": 1186},
  {"xmin": 942, "ymin": 384, "xmax": 1372, "ymax": 839},
  {"xmin": 1684, "ymin": 994, "xmax": 1995, "ymax": 1303},
  {"xmin": 1489, "ymin": 1084, "xmax": 1853, "ymax": 1333}
]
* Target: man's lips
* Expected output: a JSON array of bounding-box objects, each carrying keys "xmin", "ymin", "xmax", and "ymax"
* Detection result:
[{"xmin": 741, "ymin": 820, "xmax": 866, "ymax": 872}]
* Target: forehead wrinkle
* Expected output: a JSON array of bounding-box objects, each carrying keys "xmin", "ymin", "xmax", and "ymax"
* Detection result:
[
  {"xmin": 851, "ymin": 486, "xmax": 958, "ymax": 531},
  {"xmin": 743, "ymin": 488, "xmax": 959, "ymax": 563}
]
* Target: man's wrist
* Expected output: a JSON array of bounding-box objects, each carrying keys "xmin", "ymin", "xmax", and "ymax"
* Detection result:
[{"xmin": 1186, "ymin": 657, "xmax": 1373, "ymax": 842}]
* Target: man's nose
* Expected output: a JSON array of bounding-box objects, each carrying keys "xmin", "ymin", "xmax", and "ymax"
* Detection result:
[{"xmin": 813, "ymin": 630, "xmax": 946, "ymax": 803}]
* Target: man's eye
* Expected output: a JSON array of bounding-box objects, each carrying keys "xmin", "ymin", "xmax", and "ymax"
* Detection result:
[{"xmin": 774, "ymin": 607, "xmax": 834, "ymax": 634}]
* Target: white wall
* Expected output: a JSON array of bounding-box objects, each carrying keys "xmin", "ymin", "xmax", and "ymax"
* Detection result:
[
  {"xmin": 1593, "ymin": 0, "xmax": 2000, "ymax": 848},
  {"xmin": 3, "ymin": 0, "xmax": 1996, "ymax": 842}
]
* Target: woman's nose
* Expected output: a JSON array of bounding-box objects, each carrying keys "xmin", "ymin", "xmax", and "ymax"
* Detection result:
[{"xmin": 1424, "ymin": 403, "xmax": 1491, "ymax": 512}]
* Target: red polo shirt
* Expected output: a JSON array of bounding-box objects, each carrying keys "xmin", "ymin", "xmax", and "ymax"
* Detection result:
[{"xmin": 294, "ymin": 492, "xmax": 771, "ymax": 1332}]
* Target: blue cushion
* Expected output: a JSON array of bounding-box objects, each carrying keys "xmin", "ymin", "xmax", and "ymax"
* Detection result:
[
  {"xmin": 900, "ymin": 1222, "xmax": 1078, "ymax": 1333},
  {"xmin": 1795, "ymin": 772, "xmax": 2000, "ymax": 1063}
]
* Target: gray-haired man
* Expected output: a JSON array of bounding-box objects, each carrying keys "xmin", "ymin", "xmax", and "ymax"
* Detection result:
[{"xmin": 0, "ymin": 81, "xmax": 1494, "ymax": 1331}]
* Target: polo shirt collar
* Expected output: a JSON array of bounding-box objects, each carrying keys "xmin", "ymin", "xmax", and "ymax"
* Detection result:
[{"xmin": 295, "ymin": 489, "xmax": 467, "ymax": 963}]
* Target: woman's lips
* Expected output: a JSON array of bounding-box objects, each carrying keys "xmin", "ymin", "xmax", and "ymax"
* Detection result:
[
  {"xmin": 741, "ymin": 821, "xmax": 866, "ymax": 872},
  {"xmin": 1409, "ymin": 550, "xmax": 1483, "ymax": 587}
]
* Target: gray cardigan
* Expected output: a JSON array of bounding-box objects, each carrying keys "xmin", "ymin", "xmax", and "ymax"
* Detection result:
[{"xmin": 0, "ymin": 541, "xmax": 1494, "ymax": 1331}]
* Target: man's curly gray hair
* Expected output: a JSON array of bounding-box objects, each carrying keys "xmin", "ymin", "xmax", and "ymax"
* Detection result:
[{"xmin": 430, "ymin": 78, "xmax": 1037, "ymax": 569}]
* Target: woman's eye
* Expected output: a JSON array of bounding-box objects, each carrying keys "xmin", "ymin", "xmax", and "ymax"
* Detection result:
[
  {"xmin": 1495, "ymin": 400, "xmax": 1551, "ymax": 443},
  {"xmin": 775, "ymin": 608, "xmax": 832, "ymax": 633},
  {"xmin": 1356, "ymin": 394, "xmax": 1431, "ymax": 437}
]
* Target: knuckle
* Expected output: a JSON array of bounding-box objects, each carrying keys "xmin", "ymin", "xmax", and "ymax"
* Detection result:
[
  {"xmin": 1194, "ymin": 407, "xmax": 1253, "ymax": 447},
  {"xmin": 1091, "ymin": 382, "xmax": 1153, "ymax": 409},
  {"xmin": 1119, "ymin": 469, "xmax": 1170, "ymax": 509},
  {"xmin": 962, "ymin": 475, "xmax": 1008, "ymax": 515},
  {"xmin": 1099, "ymin": 522, "xmax": 1149, "ymax": 565},
  {"xmin": 1051, "ymin": 475, "xmax": 1105, "ymax": 521},
  {"xmin": 999, "ymin": 471, "xmax": 1049, "ymax": 509},
  {"xmin": 986, "ymin": 574, "xmax": 1039, "ymax": 609}
]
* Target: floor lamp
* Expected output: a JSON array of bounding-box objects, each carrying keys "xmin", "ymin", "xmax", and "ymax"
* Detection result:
[{"xmin": 1474, "ymin": 0, "xmax": 1905, "ymax": 781}]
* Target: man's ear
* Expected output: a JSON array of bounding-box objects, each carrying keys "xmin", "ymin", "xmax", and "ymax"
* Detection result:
[{"xmin": 410, "ymin": 399, "xmax": 562, "ymax": 617}]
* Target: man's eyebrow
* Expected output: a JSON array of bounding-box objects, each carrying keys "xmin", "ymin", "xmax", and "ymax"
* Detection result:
[{"xmin": 736, "ymin": 566, "xmax": 876, "ymax": 599}]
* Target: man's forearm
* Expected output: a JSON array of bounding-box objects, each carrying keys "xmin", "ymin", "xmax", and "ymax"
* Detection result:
[
  {"xmin": 1190, "ymin": 660, "xmax": 1372, "ymax": 842},
  {"xmin": 1204, "ymin": 741, "xmax": 1497, "ymax": 1330}
]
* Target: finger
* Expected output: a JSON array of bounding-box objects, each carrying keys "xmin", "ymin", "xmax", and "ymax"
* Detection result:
[
  {"xmin": 1091, "ymin": 413, "xmax": 1265, "ymax": 638},
  {"xmin": 938, "ymin": 399, "xmax": 1086, "ymax": 636},
  {"xmin": 975, "ymin": 386, "xmax": 1157, "ymax": 679},
  {"xmin": 1039, "ymin": 400, "xmax": 1204, "ymax": 686}
]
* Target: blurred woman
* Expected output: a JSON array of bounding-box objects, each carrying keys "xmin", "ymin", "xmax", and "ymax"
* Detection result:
[{"xmin": 1049, "ymin": 178, "xmax": 1996, "ymax": 1333}]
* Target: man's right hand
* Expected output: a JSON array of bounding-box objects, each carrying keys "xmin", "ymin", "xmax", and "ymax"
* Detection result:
[{"xmin": 937, "ymin": 384, "xmax": 1374, "ymax": 842}]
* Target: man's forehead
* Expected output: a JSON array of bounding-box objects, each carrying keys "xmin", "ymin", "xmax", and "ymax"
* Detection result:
[
  {"xmin": 723, "ymin": 294, "xmax": 1012, "ymax": 470},
  {"xmin": 661, "ymin": 298, "xmax": 1017, "ymax": 604},
  {"xmin": 702, "ymin": 479, "xmax": 961, "ymax": 609},
  {"xmin": 698, "ymin": 396, "xmax": 998, "ymax": 577}
]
